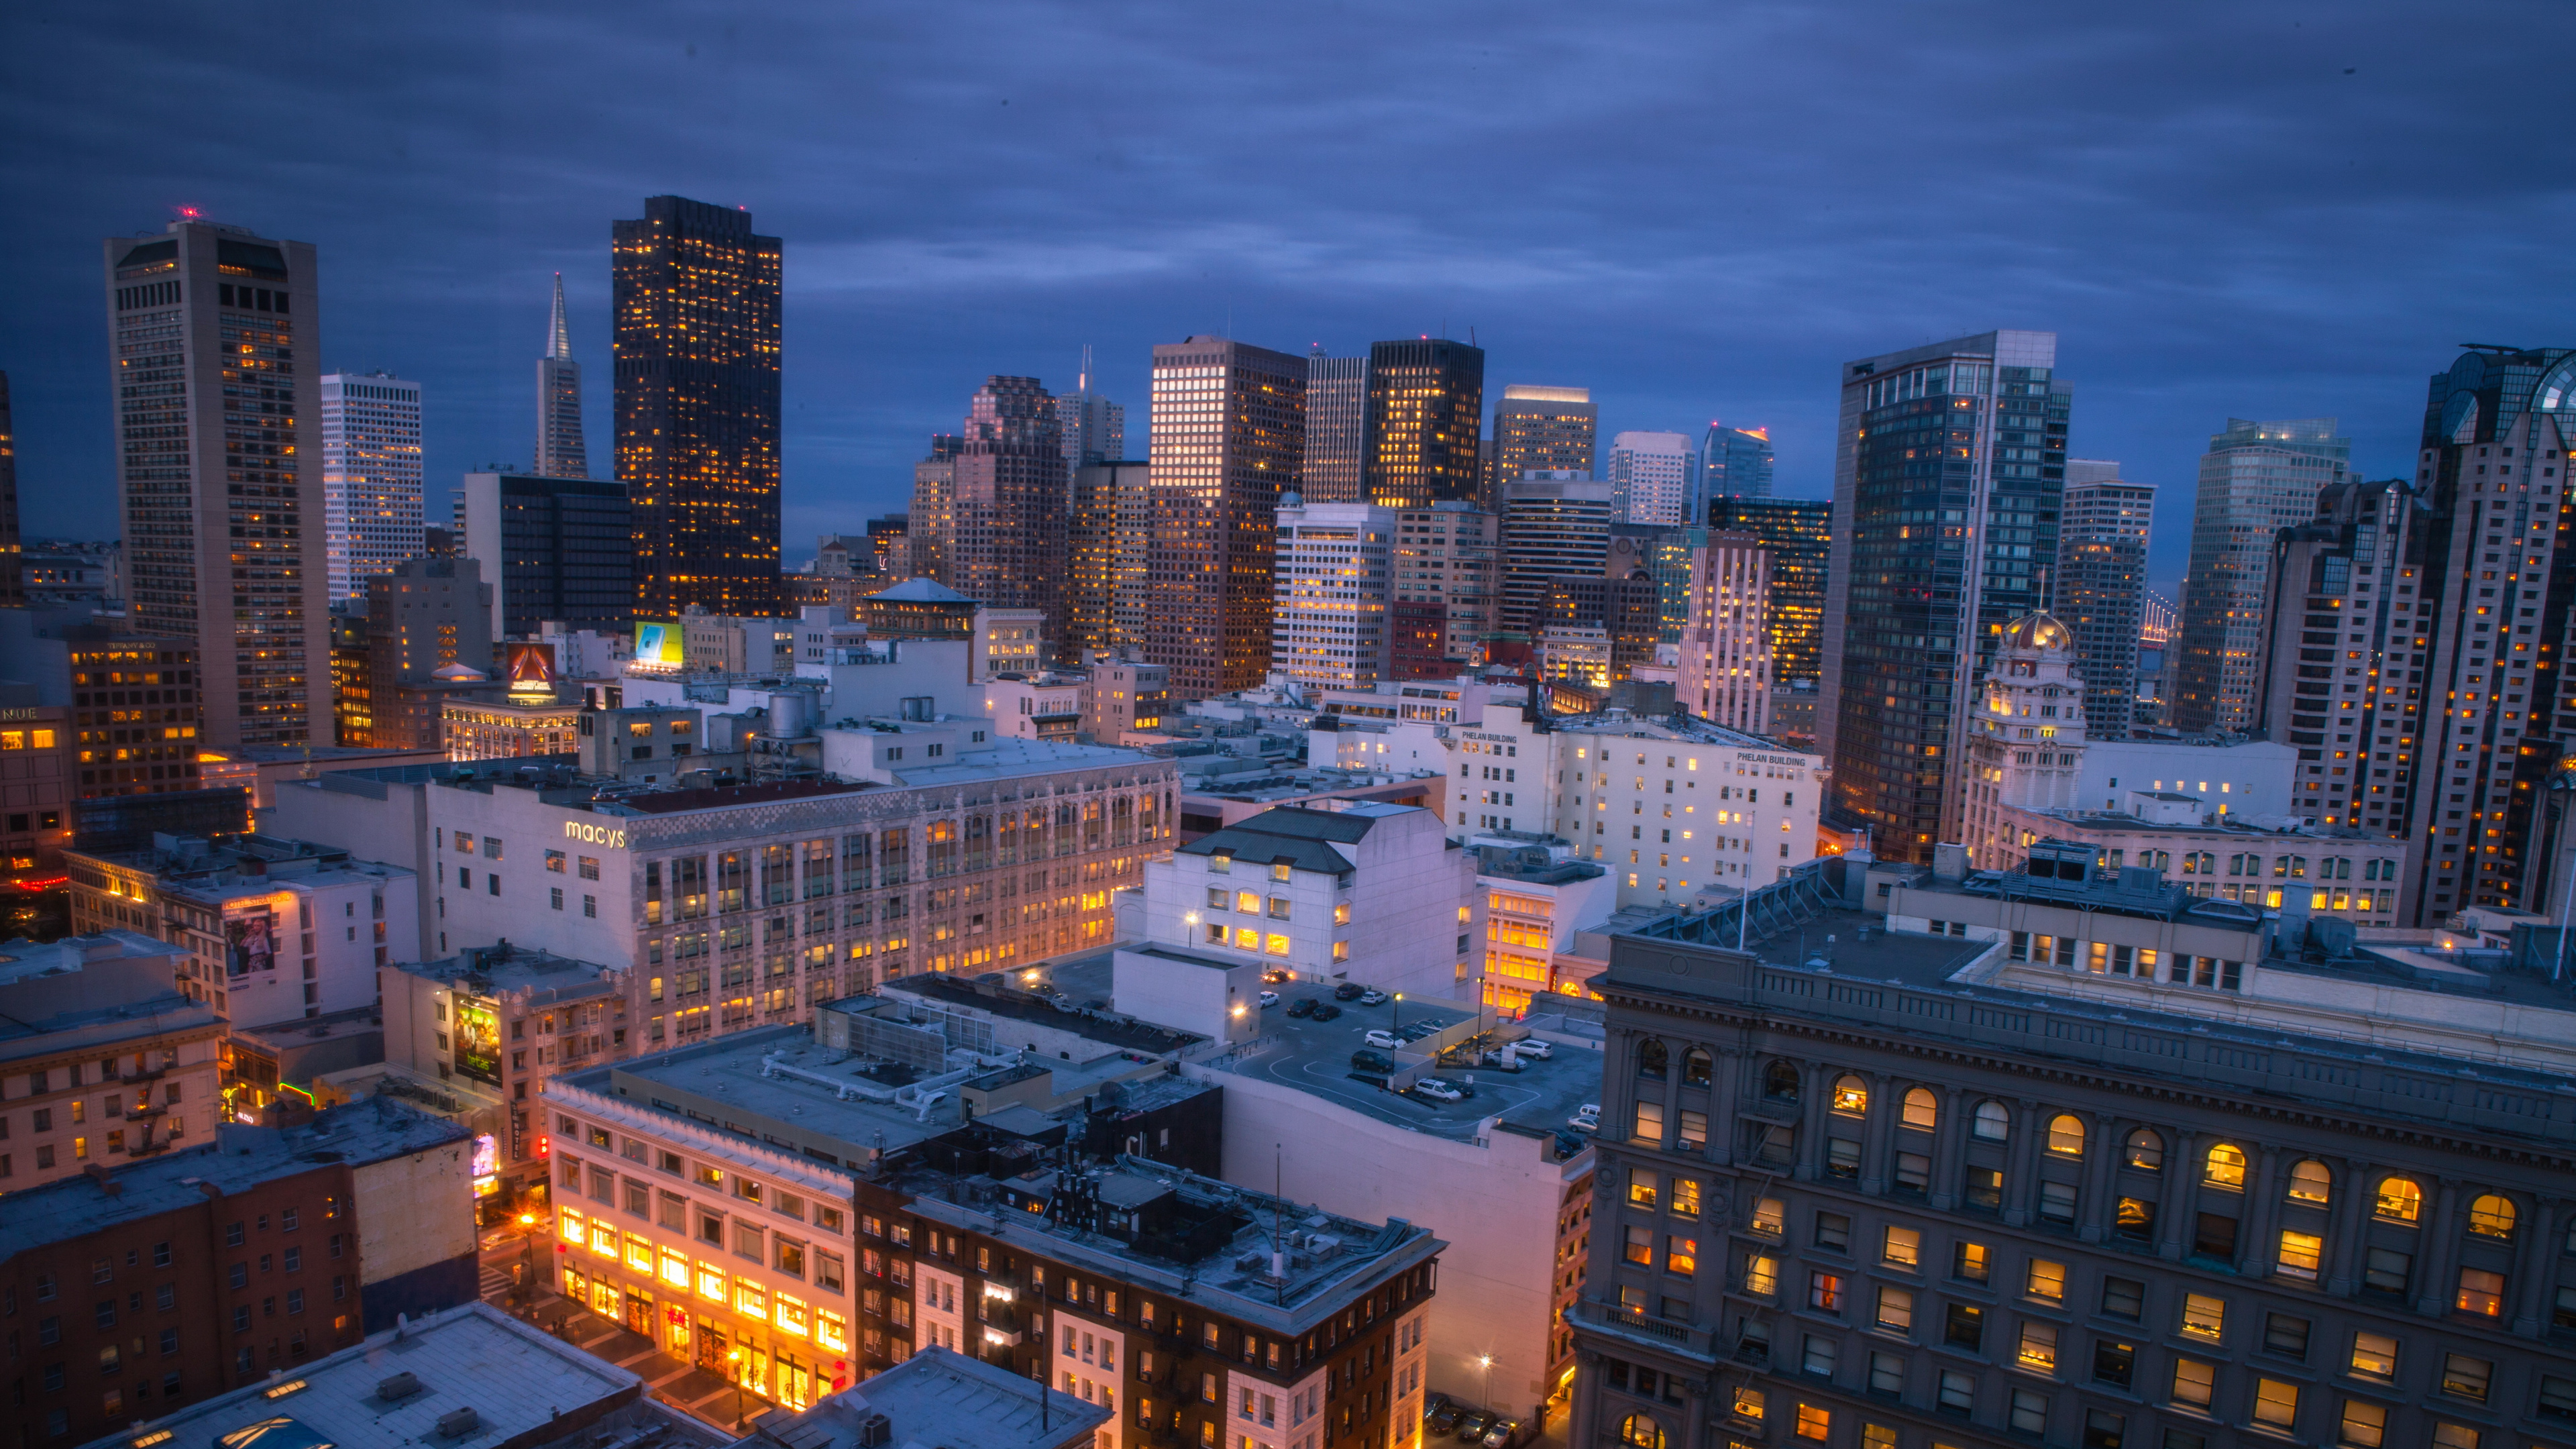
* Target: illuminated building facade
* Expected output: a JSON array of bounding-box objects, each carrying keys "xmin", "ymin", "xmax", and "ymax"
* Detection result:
[
  {"xmin": 535, "ymin": 271, "xmax": 590, "ymax": 478},
  {"xmin": 1959, "ymin": 610, "xmax": 2091, "ymax": 869},
  {"xmin": 1707, "ymin": 497, "xmax": 1831, "ymax": 687},
  {"xmin": 382, "ymin": 943, "xmax": 629, "ymax": 1189},
  {"xmin": 1392, "ymin": 501, "xmax": 1500, "ymax": 676},
  {"xmin": 1301, "ymin": 350, "xmax": 1368, "ymax": 503},
  {"xmin": 614, "ymin": 195, "xmax": 784, "ymax": 619},
  {"xmin": 444, "ymin": 691, "xmax": 584, "ymax": 760},
  {"xmin": 949, "ymin": 376, "xmax": 1069, "ymax": 655},
  {"xmin": 1068, "ymin": 461, "xmax": 1146, "ymax": 658},
  {"xmin": 65, "ymin": 626, "xmax": 204, "ymax": 798},
  {"xmin": 318, "ymin": 371, "xmax": 424, "ymax": 604},
  {"xmin": 1675, "ymin": 531, "xmax": 1773, "ymax": 735},
  {"xmin": 1272, "ymin": 498, "xmax": 1395, "ymax": 689},
  {"xmin": 1365, "ymin": 338, "xmax": 1485, "ymax": 510},
  {"xmin": 906, "ymin": 434, "xmax": 963, "ymax": 586},
  {"xmin": 364, "ymin": 555, "xmax": 494, "ymax": 751},
  {"xmin": 1819, "ymin": 330, "xmax": 2068, "ymax": 863},
  {"xmin": 2171, "ymin": 418, "xmax": 2353, "ymax": 735},
  {"xmin": 0, "ymin": 705, "xmax": 72, "ymax": 911},
  {"xmin": 1606, "ymin": 432, "xmax": 1695, "ymax": 527},
  {"xmin": 101, "ymin": 218, "xmax": 332, "ymax": 748},
  {"xmin": 1492, "ymin": 385, "xmax": 1597, "ymax": 494},
  {"xmin": 329, "ymin": 609, "xmax": 370, "ymax": 746},
  {"xmin": 1144, "ymin": 337, "xmax": 1307, "ymax": 700},
  {"xmin": 2054, "ymin": 462, "xmax": 2155, "ymax": 741}
]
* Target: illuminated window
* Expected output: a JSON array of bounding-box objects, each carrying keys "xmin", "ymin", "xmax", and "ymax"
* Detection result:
[
  {"xmin": 1830, "ymin": 1075, "xmax": 1868, "ymax": 1116},
  {"xmin": 2204, "ymin": 1143, "xmax": 2247, "ymax": 1188},
  {"xmin": 1900, "ymin": 1087, "xmax": 1936, "ymax": 1130},
  {"xmin": 2045, "ymin": 1114, "xmax": 2085, "ymax": 1157},
  {"xmin": 2375, "ymin": 1177, "xmax": 2422, "ymax": 1222},
  {"xmin": 2287, "ymin": 1159, "xmax": 2332, "ymax": 1204},
  {"xmin": 2467, "ymin": 1194, "xmax": 2516, "ymax": 1239}
]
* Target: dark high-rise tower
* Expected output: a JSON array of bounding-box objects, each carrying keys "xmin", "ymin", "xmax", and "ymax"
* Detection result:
[
  {"xmin": 1819, "ymin": 330, "xmax": 2067, "ymax": 862},
  {"xmin": 0, "ymin": 372, "xmax": 21, "ymax": 608},
  {"xmin": 1708, "ymin": 495, "xmax": 1833, "ymax": 686},
  {"xmin": 1364, "ymin": 339, "xmax": 1484, "ymax": 510},
  {"xmin": 535, "ymin": 273, "xmax": 589, "ymax": 478},
  {"xmin": 1144, "ymin": 336, "xmax": 1305, "ymax": 698},
  {"xmin": 102, "ymin": 218, "xmax": 332, "ymax": 747},
  {"xmin": 2052, "ymin": 461, "xmax": 2155, "ymax": 741},
  {"xmin": 613, "ymin": 196, "xmax": 783, "ymax": 619},
  {"xmin": 951, "ymin": 376, "xmax": 1069, "ymax": 651},
  {"xmin": 1301, "ymin": 350, "xmax": 1367, "ymax": 503}
]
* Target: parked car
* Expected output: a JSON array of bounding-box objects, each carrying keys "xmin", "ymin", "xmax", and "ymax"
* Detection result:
[
  {"xmin": 1262, "ymin": 969, "xmax": 1290, "ymax": 985},
  {"xmin": 1364, "ymin": 1029, "xmax": 1403, "ymax": 1049},
  {"xmin": 1515, "ymin": 1039, "xmax": 1552, "ymax": 1059},
  {"xmin": 1424, "ymin": 1392, "xmax": 1453, "ymax": 1417},
  {"xmin": 1358, "ymin": 989, "xmax": 1389, "ymax": 1006},
  {"xmin": 1455, "ymin": 1412, "xmax": 1493, "ymax": 1442},
  {"xmin": 1287, "ymin": 998, "xmax": 1318, "ymax": 1018},
  {"xmin": 1482, "ymin": 1418, "xmax": 1521, "ymax": 1448},
  {"xmin": 1332, "ymin": 981, "xmax": 1366, "ymax": 1001},
  {"xmin": 1427, "ymin": 1405, "xmax": 1464, "ymax": 1436},
  {"xmin": 1401, "ymin": 1022, "xmax": 1441, "ymax": 1041},
  {"xmin": 1578, "ymin": 1102, "xmax": 1601, "ymax": 1118},
  {"xmin": 1309, "ymin": 1003, "xmax": 1342, "ymax": 1021},
  {"xmin": 1568, "ymin": 1110, "xmax": 1600, "ymax": 1133},
  {"xmin": 1413, "ymin": 1078, "xmax": 1464, "ymax": 1103},
  {"xmin": 1258, "ymin": 990, "xmax": 1280, "ymax": 1008},
  {"xmin": 1350, "ymin": 1049, "xmax": 1395, "ymax": 1073}
]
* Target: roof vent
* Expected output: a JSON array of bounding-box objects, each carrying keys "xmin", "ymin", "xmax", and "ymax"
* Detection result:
[
  {"xmin": 435, "ymin": 1407, "xmax": 481, "ymax": 1438},
  {"xmin": 857, "ymin": 1411, "xmax": 894, "ymax": 1447},
  {"xmin": 376, "ymin": 1370, "xmax": 424, "ymax": 1401}
]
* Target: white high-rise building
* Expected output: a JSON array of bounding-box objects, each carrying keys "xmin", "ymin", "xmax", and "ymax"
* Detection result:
[
  {"xmin": 319, "ymin": 372, "xmax": 426, "ymax": 604},
  {"xmin": 1605, "ymin": 430, "xmax": 1695, "ymax": 525},
  {"xmin": 1271, "ymin": 497, "xmax": 1394, "ymax": 688},
  {"xmin": 1676, "ymin": 530, "xmax": 1773, "ymax": 734}
]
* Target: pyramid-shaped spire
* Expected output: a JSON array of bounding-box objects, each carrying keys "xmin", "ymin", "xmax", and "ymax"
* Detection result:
[{"xmin": 545, "ymin": 272, "xmax": 573, "ymax": 360}]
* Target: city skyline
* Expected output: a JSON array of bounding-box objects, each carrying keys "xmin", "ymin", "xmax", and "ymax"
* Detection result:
[{"xmin": 9, "ymin": 7, "xmax": 2567, "ymax": 586}]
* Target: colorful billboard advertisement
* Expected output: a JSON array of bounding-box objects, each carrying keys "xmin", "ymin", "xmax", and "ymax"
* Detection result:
[
  {"xmin": 223, "ymin": 909, "xmax": 274, "ymax": 978},
  {"xmin": 634, "ymin": 621, "xmax": 684, "ymax": 670},
  {"xmin": 453, "ymin": 998, "xmax": 500, "ymax": 1085},
  {"xmin": 506, "ymin": 641, "xmax": 557, "ymax": 691},
  {"xmin": 472, "ymin": 1133, "xmax": 500, "ymax": 1196}
]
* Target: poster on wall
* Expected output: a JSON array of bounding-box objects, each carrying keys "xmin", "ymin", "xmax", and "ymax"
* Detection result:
[
  {"xmin": 506, "ymin": 641, "xmax": 558, "ymax": 690},
  {"xmin": 453, "ymin": 999, "xmax": 501, "ymax": 1085},
  {"xmin": 634, "ymin": 621, "xmax": 685, "ymax": 669},
  {"xmin": 223, "ymin": 910, "xmax": 274, "ymax": 978},
  {"xmin": 472, "ymin": 1133, "xmax": 500, "ymax": 1195}
]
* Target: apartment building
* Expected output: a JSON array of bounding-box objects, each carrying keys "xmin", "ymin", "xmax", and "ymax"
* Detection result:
[
  {"xmin": 0, "ymin": 932, "xmax": 219, "ymax": 1193},
  {"xmin": 1548, "ymin": 712, "xmax": 1823, "ymax": 910},
  {"xmin": 541, "ymin": 1022, "xmax": 1442, "ymax": 1433},
  {"xmin": 1570, "ymin": 858, "xmax": 2576, "ymax": 1449}
]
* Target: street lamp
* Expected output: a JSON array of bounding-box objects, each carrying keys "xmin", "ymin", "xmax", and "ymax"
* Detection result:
[
  {"xmin": 729, "ymin": 1347, "xmax": 747, "ymax": 1428},
  {"xmin": 1392, "ymin": 992, "xmax": 1402, "ymax": 1035},
  {"xmin": 1478, "ymin": 1354, "xmax": 1493, "ymax": 1413}
]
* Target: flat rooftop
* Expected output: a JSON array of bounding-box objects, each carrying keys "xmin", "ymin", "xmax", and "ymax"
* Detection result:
[
  {"xmin": 74, "ymin": 1302, "xmax": 696, "ymax": 1449},
  {"xmin": 0, "ymin": 1098, "xmax": 468, "ymax": 1261},
  {"xmin": 883, "ymin": 971, "xmax": 1205, "ymax": 1055},
  {"xmin": 398, "ymin": 944, "xmax": 625, "ymax": 1002},
  {"xmin": 876, "ymin": 734, "xmax": 1170, "ymax": 788},
  {"xmin": 571, "ymin": 1026, "xmax": 969, "ymax": 1165},
  {"xmin": 762, "ymin": 1348, "xmax": 1106, "ymax": 1449}
]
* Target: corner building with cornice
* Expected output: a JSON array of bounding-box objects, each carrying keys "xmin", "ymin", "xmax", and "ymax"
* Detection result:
[{"xmin": 1566, "ymin": 859, "xmax": 2576, "ymax": 1449}]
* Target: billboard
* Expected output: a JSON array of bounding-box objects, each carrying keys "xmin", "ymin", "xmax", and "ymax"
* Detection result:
[
  {"xmin": 634, "ymin": 620, "xmax": 685, "ymax": 670},
  {"xmin": 506, "ymin": 641, "xmax": 557, "ymax": 691},
  {"xmin": 223, "ymin": 909, "xmax": 274, "ymax": 978},
  {"xmin": 471, "ymin": 1133, "xmax": 500, "ymax": 1196},
  {"xmin": 453, "ymin": 998, "xmax": 500, "ymax": 1085}
]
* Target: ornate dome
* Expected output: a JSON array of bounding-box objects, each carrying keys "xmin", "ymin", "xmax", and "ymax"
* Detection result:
[{"xmin": 2000, "ymin": 610, "xmax": 2072, "ymax": 654}]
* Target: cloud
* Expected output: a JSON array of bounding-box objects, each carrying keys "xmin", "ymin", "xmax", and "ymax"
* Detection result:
[{"xmin": 2, "ymin": 0, "xmax": 2570, "ymax": 588}]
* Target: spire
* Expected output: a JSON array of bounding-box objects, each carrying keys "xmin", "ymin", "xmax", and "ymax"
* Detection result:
[
  {"xmin": 1076, "ymin": 343, "xmax": 1093, "ymax": 396},
  {"xmin": 545, "ymin": 272, "xmax": 572, "ymax": 360}
]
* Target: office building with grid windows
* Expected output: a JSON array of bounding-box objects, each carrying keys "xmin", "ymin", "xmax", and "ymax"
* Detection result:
[
  {"xmin": 1365, "ymin": 339, "xmax": 1485, "ymax": 511},
  {"xmin": 319, "ymin": 372, "xmax": 425, "ymax": 605},
  {"xmin": 1143, "ymin": 337, "xmax": 1307, "ymax": 699}
]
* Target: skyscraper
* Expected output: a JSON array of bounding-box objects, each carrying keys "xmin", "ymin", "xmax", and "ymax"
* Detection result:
[
  {"xmin": 949, "ymin": 376, "xmax": 1069, "ymax": 653},
  {"xmin": 2053, "ymin": 460, "xmax": 2155, "ymax": 741},
  {"xmin": 1069, "ymin": 460, "xmax": 1147, "ymax": 659},
  {"xmin": 1301, "ymin": 350, "xmax": 1367, "ymax": 504},
  {"xmin": 534, "ymin": 272, "xmax": 588, "ymax": 478},
  {"xmin": 1676, "ymin": 531, "xmax": 1773, "ymax": 734},
  {"xmin": 1364, "ymin": 338, "xmax": 1484, "ymax": 510},
  {"xmin": 1144, "ymin": 336, "xmax": 1305, "ymax": 698},
  {"xmin": 102, "ymin": 217, "xmax": 332, "ymax": 747},
  {"xmin": 1388, "ymin": 500, "xmax": 1499, "ymax": 678},
  {"xmin": 1707, "ymin": 496, "xmax": 1832, "ymax": 686},
  {"xmin": 1055, "ymin": 346, "xmax": 1125, "ymax": 471},
  {"xmin": 2170, "ymin": 418, "xmax": 2352, "ymax": 735},
  {"xmin": 0, "ymin": 372, "xmax": 20, "ymax": 608},
  {"xmin": 1272, "ymin": 498, "xmax": 1395, "ymax": 688},
  {"xmin": 1499, "ymin": 472, "xmax": 1614, "ymax": 635},
  {"xmin": 458, "ymin": 471, "xmax": 635, "ymax": 639},
  {"xmin": 319, "ymin": 371, "xmax": 425, "ymax": 604},
  {"xmin": 906, "ymin": 434, "xmax": 963, "ymax": 584},
  {"xmin": 1491, "ymin": 385, "xmax": 1597, "ymax": 486},
  {"xmin": 613, "ymin": 195, "xmax": 783, "ymax": 619},
  {"xmin": 1604, "ymin": 431, "xmax": 1695, "ymax": 525},
  {"xmin": 1696, "ymin": 421, "xmax": 1773, "ymax": 513},
  {"xmin": 1819, "ymin": 329, "xmax": 2066, "ymax": 863}
]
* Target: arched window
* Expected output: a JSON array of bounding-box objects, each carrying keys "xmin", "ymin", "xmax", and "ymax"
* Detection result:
[
  {"xmin": 2375, "ymin": 1177, "xmax": 2422, "ymax": 1224},
  {"xmin": 1637, "ymin": 1038, "xmax": 1668, "ymax": 1079},
  {"xmin": 1763, "ymin": 1061, "xmax": 1801, "ymax": 1102},
  {"xmin": 1831, "ymin": 1075, "xmax": 1869, "ymax": 1116},
  {"xmin": 2286, "ymin": 1160, "xmax": 2331, "ymax": 1205},
  {"xmin": 1619, "ymin": 1415, "xmax": 1665, "ymax": 1449},
  {"xmin": 1901, "ymin": 1087, "xmax": 1937, "ymax": 1131},
  {"xmin": 2468, "ymin": 1193, "xmax": 2518, "ymax": 1239},
  {"xmin": 2046, "ymin": 1114, "xmax": 2086, "ymax": 1157},
  {"xmin": 2204, "ymin": 1143, "xmax": 2247, "ymax": 1189},
  {"xmin": 2123, "ymin": 1129, "xmax": 2164, "ymax": 1171},
  {"xmin": 1682, "ymin": 1048, "xmax": 1713, "ymax": 1087},
  {"xmin": 1972, "ymin": 1101, "xmax": 2010, "ymax": 1142}
]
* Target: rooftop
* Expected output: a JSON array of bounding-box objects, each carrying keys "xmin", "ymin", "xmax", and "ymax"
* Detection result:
[
  {"xmin": 881, "ymin": 973, "xmax": 1205, "ymax": 1056},
  {"xmin": 395, "ymin": 942, "xmax": 625, "ymax": 1002},
  {"xmin": 1176, "ymin": 802, "xmax": 1415, "ymax": 874},
  {"xmin": 868, "ymin": 578, "xmax": 975, "ymax": 604},
  {"xmin": 0, "ymin": 931, "xmax": 215, "ymax": 1066},
  {"xmin": 869, "ymin": 734, "xmax": 1167, "ymax": 788},
  {"xmin": 611, "ymin": 777, "xmax": 876, "ymax": 815},
  {"xmin": 1546, "ymin": 710, "xmax": 1815, "ymax": 757},
  {"xmin": 72, "ymin": 833, "xmax": 411, "ymax": 898},
  {"xmin": 76, "ymin": 1302, "xmax": 690, "ymax": 1449},
  {"xmin": 0, "ymin": 1097, "xmax": 469, "ymax": 1260},
  {"xmin": 755, "ymin": 1347, "xmax": 1106, "ymax": 1449}
]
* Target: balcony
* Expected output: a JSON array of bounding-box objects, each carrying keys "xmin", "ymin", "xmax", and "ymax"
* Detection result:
[{"xmin": 1564, "ymin": 1297, "xmax": 1715, "ymax": 1360}]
